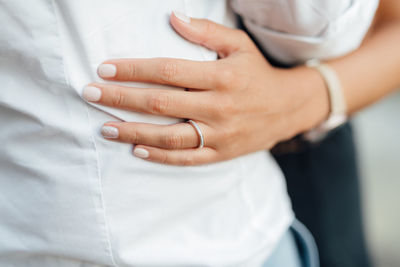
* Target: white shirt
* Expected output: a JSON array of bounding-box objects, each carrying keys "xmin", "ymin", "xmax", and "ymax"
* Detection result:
[
  {"xmin": 0, "ymin": 1, "xmax": 293, "ymax": 266},
  {"xmin": 231, "ymin": 0, "xmax": 379, "ymax": 64},
  {"xmin": 0, "ymin": 0, "xmax": 378, "ymax": 266}
]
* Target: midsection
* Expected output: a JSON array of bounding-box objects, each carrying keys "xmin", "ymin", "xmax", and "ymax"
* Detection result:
[{"xmin": 0, "ymin": 0, "xmax": 293, "ymax": 265}]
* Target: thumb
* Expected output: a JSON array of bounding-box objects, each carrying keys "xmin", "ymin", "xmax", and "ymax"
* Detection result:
[{"xmin": 170, "ymin": 11, "xmax": 248, "ymax": 58}]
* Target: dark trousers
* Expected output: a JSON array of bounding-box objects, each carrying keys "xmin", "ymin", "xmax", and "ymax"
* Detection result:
[{"xmin": 273, "ymin": 123, "xmax": 372, "ymax": 267}]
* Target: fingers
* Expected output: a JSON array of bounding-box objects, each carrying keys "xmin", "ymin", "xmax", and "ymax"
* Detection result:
[
  {"xmin": 83, "ymin": 83, "xmax": 212, "ymax": 119},
  {"xmin": 132, "ymin": 145, "xmax": 219, "ymax": 166},
  {"xmin": 100, "ymin": 120, "xmax": 219, "ymax": 166},
  {"xmin": 101, "ymin": 121, "xmax": 214, "ymax": 149},
  {"xmin": 95, "ymin": 13, "xmax": 255, "ymax": 88},
  {"xmin": 97, "ymin": 58, "xmax": 218, "ymax": 90},
  {"xmin": 170, "ymin": 11, "xmax": 252, "ymax": 58}
]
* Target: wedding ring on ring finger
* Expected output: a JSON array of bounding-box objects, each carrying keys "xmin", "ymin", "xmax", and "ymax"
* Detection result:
[{"xmin": 187, "ymin": 119, "xmax": 204, "ymax": 149}]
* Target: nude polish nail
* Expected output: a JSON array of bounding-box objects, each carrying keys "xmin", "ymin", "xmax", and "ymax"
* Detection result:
[
  {"xmin": 133, "ymin": 148, "xmax": 149, "ymax": 159},
  {"xmin": 98, "ymin": 64, "xmax": 117, "ymax": 78},
  {"xmin": 101, "ymin": 126, "xmax": 119, "ymax": 139},
  {"xmin": 82, "ymin": 86, "xmax": 102, "ymax": 102},
  {"xmin": 173, "ymin": 11, "xmax": 191, "ymax": 23}
]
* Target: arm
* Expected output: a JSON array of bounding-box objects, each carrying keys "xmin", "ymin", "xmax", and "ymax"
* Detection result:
[
  {"xmin": 273, "ymin": 0, "xmax": 400, "ymax": 140},
  {"xmin": 265, "ymin": 0, "xmax": 400, "ymax": 136},
  {"xmin": 326, "ymin": 0, "xmax": 400, "ymax": 114},
  {"xmin": 82, "ymin": 1, "xmax": 400, "ymax": 165}
]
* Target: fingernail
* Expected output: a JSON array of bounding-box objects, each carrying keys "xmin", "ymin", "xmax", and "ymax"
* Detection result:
[
  {"xmin": 133, "ymin": 148, "xmax": 149, "ymax": 159},
  {"xmin": 101, "ymin": 126, "xmax": 119, "ymax": 138},
  {"xmin": 98, "ymin": 64, "xmax": 117, "ymax": 78},
  {"xmin": 83, "ymin": 86, "xmax": 102, "ymax": 102},
  {"xmin": 173, "ymin": 11, "xmax": 191, "ymax": 23}
]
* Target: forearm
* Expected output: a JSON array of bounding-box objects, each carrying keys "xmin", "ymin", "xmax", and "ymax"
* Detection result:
[
  {"xmin": 330, "ymin": 20, "xmax": 400, "ymax": 114},
  {"xmin": 289, "ymin": 0, "xmax": 400, "ymax": 135}
]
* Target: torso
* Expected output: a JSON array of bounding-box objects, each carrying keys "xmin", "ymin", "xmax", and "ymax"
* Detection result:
[{"xmin": 0, "ymin": 1, "xmax": 293, "ymax": 266}]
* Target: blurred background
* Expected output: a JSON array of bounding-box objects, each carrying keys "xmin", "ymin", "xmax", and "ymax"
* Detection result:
[{"xmin": 353, "ymin": 91, "xmax": 400, "ymax": 267}]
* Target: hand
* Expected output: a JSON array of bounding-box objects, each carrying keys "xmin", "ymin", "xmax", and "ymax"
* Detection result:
[{"xmin": 83, "ymin": 12, "xmax": 329, "ymax": 165}]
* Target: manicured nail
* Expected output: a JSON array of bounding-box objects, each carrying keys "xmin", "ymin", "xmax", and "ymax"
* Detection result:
[
  {"xmin": 82, "ymin": 86, "xmax": 102, "ymax": 102},
  {"xmin": 173, "ymin": 11, "xmax": 191, "ymax": 23},
  {"xmin": 133, "ymin": 148, "xmax": 149, "ymax": 159},
  {"xmin": 101, "ymin": 126, "xmax": 119, "ymax": 139},
  {"xmin": 98, "ymin": 64, "xmax": 117, "ymax": 78}
]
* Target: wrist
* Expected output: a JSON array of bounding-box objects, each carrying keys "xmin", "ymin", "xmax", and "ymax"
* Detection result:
[{"xmin": 278, "ymin": 66, "xmax": 330, "ymax": 138}]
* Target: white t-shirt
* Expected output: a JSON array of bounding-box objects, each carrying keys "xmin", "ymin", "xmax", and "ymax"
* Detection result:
[{"xmin": 0, "ymin": 1, "xmax": 293, "ymax": 266}]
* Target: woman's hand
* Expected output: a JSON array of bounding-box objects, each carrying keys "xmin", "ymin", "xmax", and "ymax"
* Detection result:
[{"xmin": 83, "ymin": 12, "xmax": 329, "ymax": 165}]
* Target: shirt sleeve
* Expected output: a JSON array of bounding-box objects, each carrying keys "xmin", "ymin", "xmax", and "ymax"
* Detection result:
[{"xmin": 230, "ymin": 0, "xmax": 379, "ymax": 65}]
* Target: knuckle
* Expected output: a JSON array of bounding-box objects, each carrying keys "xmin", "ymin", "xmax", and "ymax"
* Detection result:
[
  {"xmin": 204, "ymin": 20, "xmax": 217, "ymax": 37},
  {"xmin": 204, "ymin": 65, "xmax": 218, "ymax": 86},
  {"xmin": 125, "ymin": 63, "xmax": 137, "ymax": 79},
  {"xmin": 159, "ymin": 59, "xmax": 179, "ymax": 83},
  {"xmin": 159, "ymin": 152, "xmax": 169, "ymax": 164},
  {"xmin": 234, "ymin": 29, "xmax": 252, "ymax": 46},
  {"xmin": 199, "ymin": 20, "xmax": 217, "ymax": 45},
  {"xmin": 110, "ymin": 88, "xmax": 125, "ymax": 107},
  {"xmin": 215, "ymin": 67, "xmax": 236, "ymax": 89},
  {"xmin": 235, "ymin": 29, "xmax": 249, "ymax": 41},
  {"xmin": 222, "ymin": 97, "xmax": 236, "ymax": 114},
  {"xmin": 147, "ymin": 92, "xmax": 171, "ymax": 114},
  {"xmin": 127, "ymin": 130, "xmax": 140, "ymax": 144},
  {"xmin": 162, "ymin": 132, "xmax": 184, "ymax": 149},
  {"xmin": 212, "ymin": 95, "xmax": 236, "ymax": 118}
]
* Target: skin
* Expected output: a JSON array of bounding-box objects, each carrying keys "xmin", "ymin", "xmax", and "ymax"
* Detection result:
[{"xmin": 84, "ymin": 0, "xmax": 400, "ymax": 166}]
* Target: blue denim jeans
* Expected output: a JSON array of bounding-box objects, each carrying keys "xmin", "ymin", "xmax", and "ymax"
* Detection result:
[{"xmin": 262, "ymin": 220, "xmax": 319, "ymax": 267}]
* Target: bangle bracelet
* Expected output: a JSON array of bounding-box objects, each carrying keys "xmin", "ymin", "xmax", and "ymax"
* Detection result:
[{"xmin": 303, "ymin": 59, "xmax": 347, "ymax": 142}]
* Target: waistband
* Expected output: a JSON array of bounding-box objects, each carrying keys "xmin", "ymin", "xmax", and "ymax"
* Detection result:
[{"xmin": 262, "ymin": 219, "xmax": 319, "ymax": 267}]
